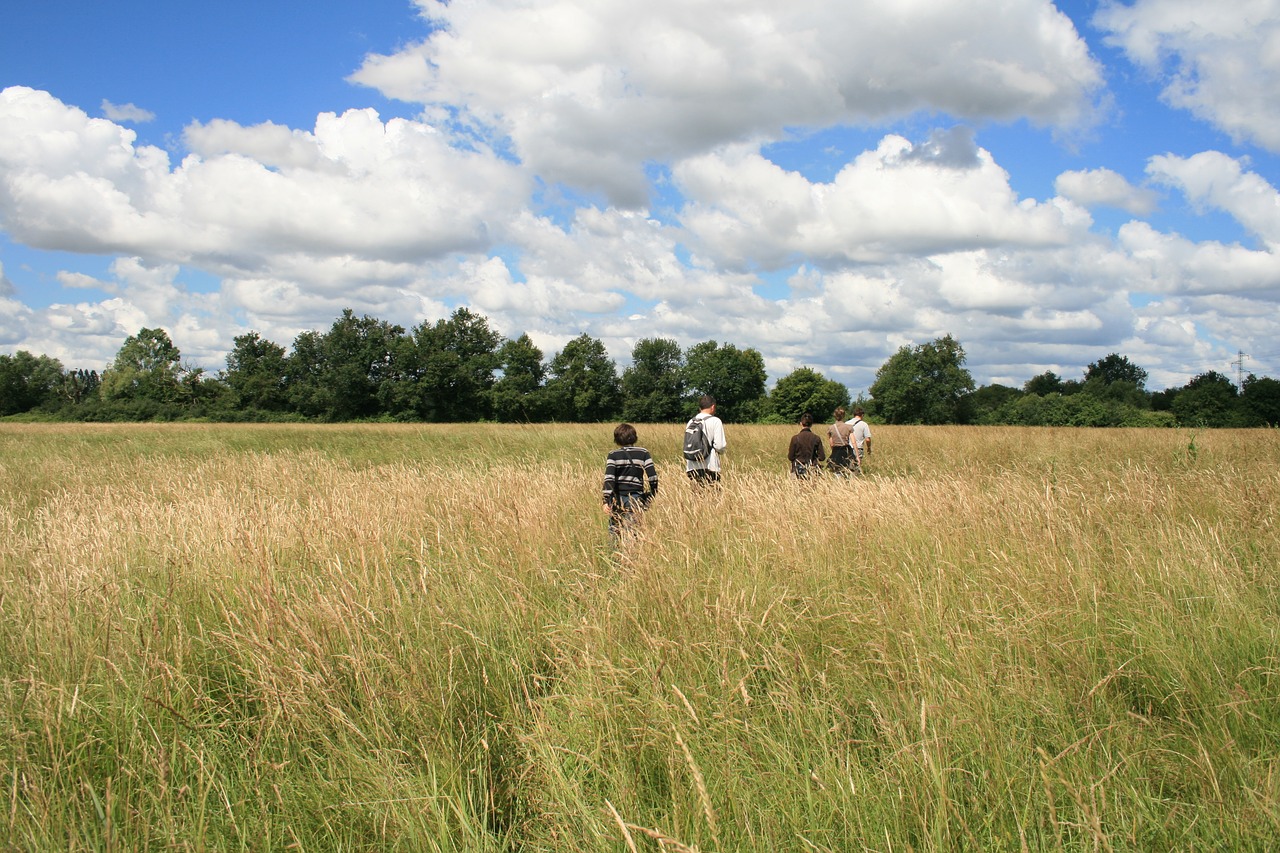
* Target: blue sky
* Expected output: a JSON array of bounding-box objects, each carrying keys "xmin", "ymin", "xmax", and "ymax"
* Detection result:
[{"xmin": 3, "ymin": 0, "xmax": 1280, "ymax": 393}]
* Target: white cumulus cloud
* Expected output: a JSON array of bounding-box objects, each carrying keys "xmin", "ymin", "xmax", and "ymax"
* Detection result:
[
  {"xmin": 675, "ymin": 131, "xmax": 1088, "ymax": 270},
  {"xmin": 351, "ymin": 0, "xmax": 1104, "ymax": 205},
  {"xmin": 0, "ymin": 87, "xmax": 530, "ymax": 271},
  {"xmin": 56, "ymin": 271, "xmax": 111, "ymax": 291},
  {"xmin": 1097, "ymin": 0, "xmax": 1280, "ymax": 151},
  {"xmin": 1147, "ymin": 150, "xmax": 1280, "ymax": 246},
  {"xmin": 101, "ymin": 99, "xmax": 156, "ymax": 123},
  {"xmin": 1055, "ymin": 167, "xmax": 1159, "ymax": 214}
]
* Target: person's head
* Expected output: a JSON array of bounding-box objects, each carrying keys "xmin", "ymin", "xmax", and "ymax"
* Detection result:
[
  {"xmin": 614, "ymin": 423, "xmax": 638, "ymax": 446},
  {"xmin": 833, "ymin": 406, "xmax": 846, "ymax": 421},
  {"xmin": 853, "ymin": 407, "xmax": 865, "ymax": 418},
  {"xmin": 799, "ymin": 412, "xmax": 814, "ymax": 428},
  {"xmin": 699, "ymin": 394, "xmax": 716, "ymax": 413}
]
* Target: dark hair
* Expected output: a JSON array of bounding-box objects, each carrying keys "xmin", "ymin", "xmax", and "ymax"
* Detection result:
[
  {"xmin": 614, "ymin": 423, "xmax": 638, "ymax": 446},
  {"xmin": 834, "ymin": 406, "xmax": 846, "ymax": 421},
  {"xmin": 699, "ymin": 394, "xmax": 716, "ymax": 410},
  {"xmin": 853, "ymin": 407, "xmax": 865, "ymax": 417},
  {"xmin": 799, "ymin": 412, "xmax": 814, "ymax": 428}
]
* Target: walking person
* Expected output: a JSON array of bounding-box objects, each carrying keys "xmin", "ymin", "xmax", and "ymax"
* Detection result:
[
  {"xmin": 827, "ymin": 406, "xmax": 856, "ymax": 475},
  {"xmin": 683, "ymin": 394, "xmax": 727, "ymax": 485},
  {"xmin": 787, "ymin": 412, "xmax": 826, "ymax": 478},
  {"xmin": 602, "ymin": 423, "xmax": 659, "ymax": 541},
  {"xmin": 846, "ymin": 406, "xmax": 873, "ymax": 473}
]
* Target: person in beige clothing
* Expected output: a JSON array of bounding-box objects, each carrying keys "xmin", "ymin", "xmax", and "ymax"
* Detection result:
[{"xmin": 827, "ymin": 406, "xmax": 856, "ymax": 475}]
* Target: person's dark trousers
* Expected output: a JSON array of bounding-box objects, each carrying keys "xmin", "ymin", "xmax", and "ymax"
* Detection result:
[
  {"xmin": 609, "ymin": 492, "xmax": 647, "ymax": 540},
  {"xmin": 829, "ymin": 444, "xmax": 854, "ymax": 472},
  {"xmin": 686, "ymin": 469, "xmax": 721, "ymax": 485}
]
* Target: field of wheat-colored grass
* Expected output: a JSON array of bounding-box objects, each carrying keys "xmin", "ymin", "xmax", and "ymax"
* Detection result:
[{"xmin": 1, "ymin": 422, "xmax": 1277, "ymax": 850}]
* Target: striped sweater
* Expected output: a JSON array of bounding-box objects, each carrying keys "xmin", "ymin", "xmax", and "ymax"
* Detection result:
[{"xmin": 602, "ymin": 446, "xmax": 659, "ymax": 505}]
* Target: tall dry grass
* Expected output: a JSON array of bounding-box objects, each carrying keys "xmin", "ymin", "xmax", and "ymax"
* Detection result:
[{"xmin": 1, "ymin": 422, "xmax": 1277, "ymax": 850}]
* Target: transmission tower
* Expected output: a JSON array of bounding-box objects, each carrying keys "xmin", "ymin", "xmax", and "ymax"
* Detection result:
[{"xmin": 1233, "ymin": 349, "xmax": 1249, "ymax": 390}]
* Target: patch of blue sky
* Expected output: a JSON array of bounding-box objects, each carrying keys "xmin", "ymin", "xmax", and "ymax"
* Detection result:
[
  {"xmin": 671, "ymin": 242, "xmax": 694, "ymax": 268},
  {"xmin": 752, "ymin": 267, "xmax": 797, "ymax": 301},
  {"xmin": 0, "ymin": 240, "xmax": 116, "ymax": 307},
  {"xmin": 1081, "ymin": 208, "xmax": 1142, "ymax": 239},
  {"xmin": 644, "ymin": 163, "xmax": 683, "ymax": 220},
  {"xmin": 970, "ymin": 120, "xmax": 1092, "ymax": 203},
  {"xmin": 530, "ymin": 179, "xmax": 613, "ymax": 228},
  {"xmin": 616, "ymin": 291, "xmax": 658, "ymax": 319},
  {"xmin": 1061, "ymin": 201, "xmax": 1249, "ymax": 251},
  {"xmin": 1153, "ymin": 200, "xmax": 1265, "ymax": 251},
  {"xmin": 1185, "ymin": 323, "xmax": 1246, "ymax": 371},
  {"xmin": 1, "ymin": 232, "xmax": 227, "ymax": 307},
  {"xmin": 761, "ymin": 125, "xmax": 884, "ymax": 183},
  {"xmin": 177, "ymin": 267, "xmax": 224, "ymax": 295},
  {"xmin": 1244, "ymin": 348, "xmax": 1280, "ymax": 379},
  {"xmin": 2, "ymin": 0, "xmax": 426, "ymax": 148},
  {"xmin": 979, "ymin": 111, "xmax": 1262, "ymax": 249},
  {"xmin": 485, "ymin": 245, "xmax": 528, "ymax": 284},
  {"xmin": 431, "ymin": 104, "xmax": 520, "ymax": 162}
]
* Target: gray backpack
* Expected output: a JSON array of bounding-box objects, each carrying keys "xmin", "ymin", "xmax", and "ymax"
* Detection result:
[{"xmin": 682, "ymin": 416, "xmax": 713, "ymax": 462}]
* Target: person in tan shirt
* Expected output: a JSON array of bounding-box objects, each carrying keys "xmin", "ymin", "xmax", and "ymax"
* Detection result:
[{"xmin": 827, "ymin": 406, "xmax": 856, "ymax": 475}]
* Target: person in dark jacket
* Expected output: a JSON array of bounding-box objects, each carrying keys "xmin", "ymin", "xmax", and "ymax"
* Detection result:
[
  {"xmin": 787, "ymin": 412, "xmax": 826, "ymax": 478},
  {"xmin": 602, "ymin": 423, "xmax": 659, "ymax": 540}
]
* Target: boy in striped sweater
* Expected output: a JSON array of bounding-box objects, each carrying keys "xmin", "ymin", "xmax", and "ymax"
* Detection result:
[{"xmin": 602, "ymin": 423, "xmax": 659, "ymax": 541}]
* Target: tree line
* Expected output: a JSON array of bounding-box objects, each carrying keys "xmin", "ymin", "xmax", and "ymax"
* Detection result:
[{"xmin": 1, "ymin": 309, "xmax": 1277, "ymax": 427}]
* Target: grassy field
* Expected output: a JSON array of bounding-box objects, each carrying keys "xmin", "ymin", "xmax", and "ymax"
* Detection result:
[{"xmin": 1, "ymin": 422, "xmax": 1278, "ymax": 851}]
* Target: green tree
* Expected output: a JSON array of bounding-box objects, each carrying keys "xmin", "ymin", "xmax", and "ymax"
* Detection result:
[
  {"xmin": 181, "ymin": 366, "xmax": 232, "ymax": 420},
  {"xmin": 997, "ymin": 392, "xmax": 1070, "ymax": 426},
  {"xmin": 869, "ymin": 335, "xmax": 974, "ymax": 424},
  {"xmin": 1085, "ymin": 353, "xmax": 1149, "ymax": 389},
  {"xmin": 385, "ymin": 308, "xmax": 501, "ymax": 421},
  {"xmin": 545, "ymin": 334, "xmax": 622, "ymax": 422},
  {"xmin": 1080, "ymin": 353, "xmax": 1151, "ymax": 412},
  {"xmin": 1171, "ymin": 371, "xmax": 1242, "ymax": 427},
  {"xmin": 968, "ymin": 383, "xmax": 1023, "ymax": 425},
  {"xmin": 682, "ymin": 341, "xmax": 768, "ymax": 423},
  {"xmin": 223, "ymin": 332, "xmax": 289, "ymax": 413},
  {"xmin": 287, "ymin": 310, "xmax": 404, "ymax": 421},
  {"xmin": 326, "ymin": 310, "xmax": 403, "ymax": 420},
  {"xmin": 0, "ymin": 350, "xmax": 64, "ymax": 415},
  {"xmin": 622, "ymin": 337, "xmax": 686, "ymax": 423},
  {"xmin": 491, "ymin": 334, "xmax": 549, "ymax": 422},
  {"xmin": 768, "ymin": 367, "xmax": 850, "ymax": 425},
  {"xmin": 99, "ymin": 328, "xmax": 189, "ymax": 416},
  {"xmin": 1024, "ymin": 371, "xmax": 1064, "ymax": 396},
  {"xmin": 285, "ymin": 330, "xmax": 328, "ymax": 418},
  {"xmin": 1242, "ymin": 374, "xmax": 1280, "ymax": 426},
  {"xmin": 994, "ymin": 390, "xmax": 1173, "ymax": 428},
  {"xmin": 1150, "ymin": 386, "xmax": 1178, "ymax": 413},
  {"xmin": 58, "ymin": 368, "xmax": 100, "ymax": 410}
]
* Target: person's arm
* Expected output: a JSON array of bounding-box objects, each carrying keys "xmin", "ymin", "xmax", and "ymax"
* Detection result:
[
  {"xmin": 602, "ymin": 453, "xmax": 616, "ymax": 513},
  {"xmin": 644, "ymin": 453, "xmax": 659, "ymax": 500}
]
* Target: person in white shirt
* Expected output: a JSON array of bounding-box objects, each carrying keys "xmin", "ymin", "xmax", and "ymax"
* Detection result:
[
  {"xmin": 684, "ymin": 394, "xmax": 728, "ymax": 484},
  {"xmin": 845, "ymin": 406, "xmax": 873, "ymax": 472}
]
